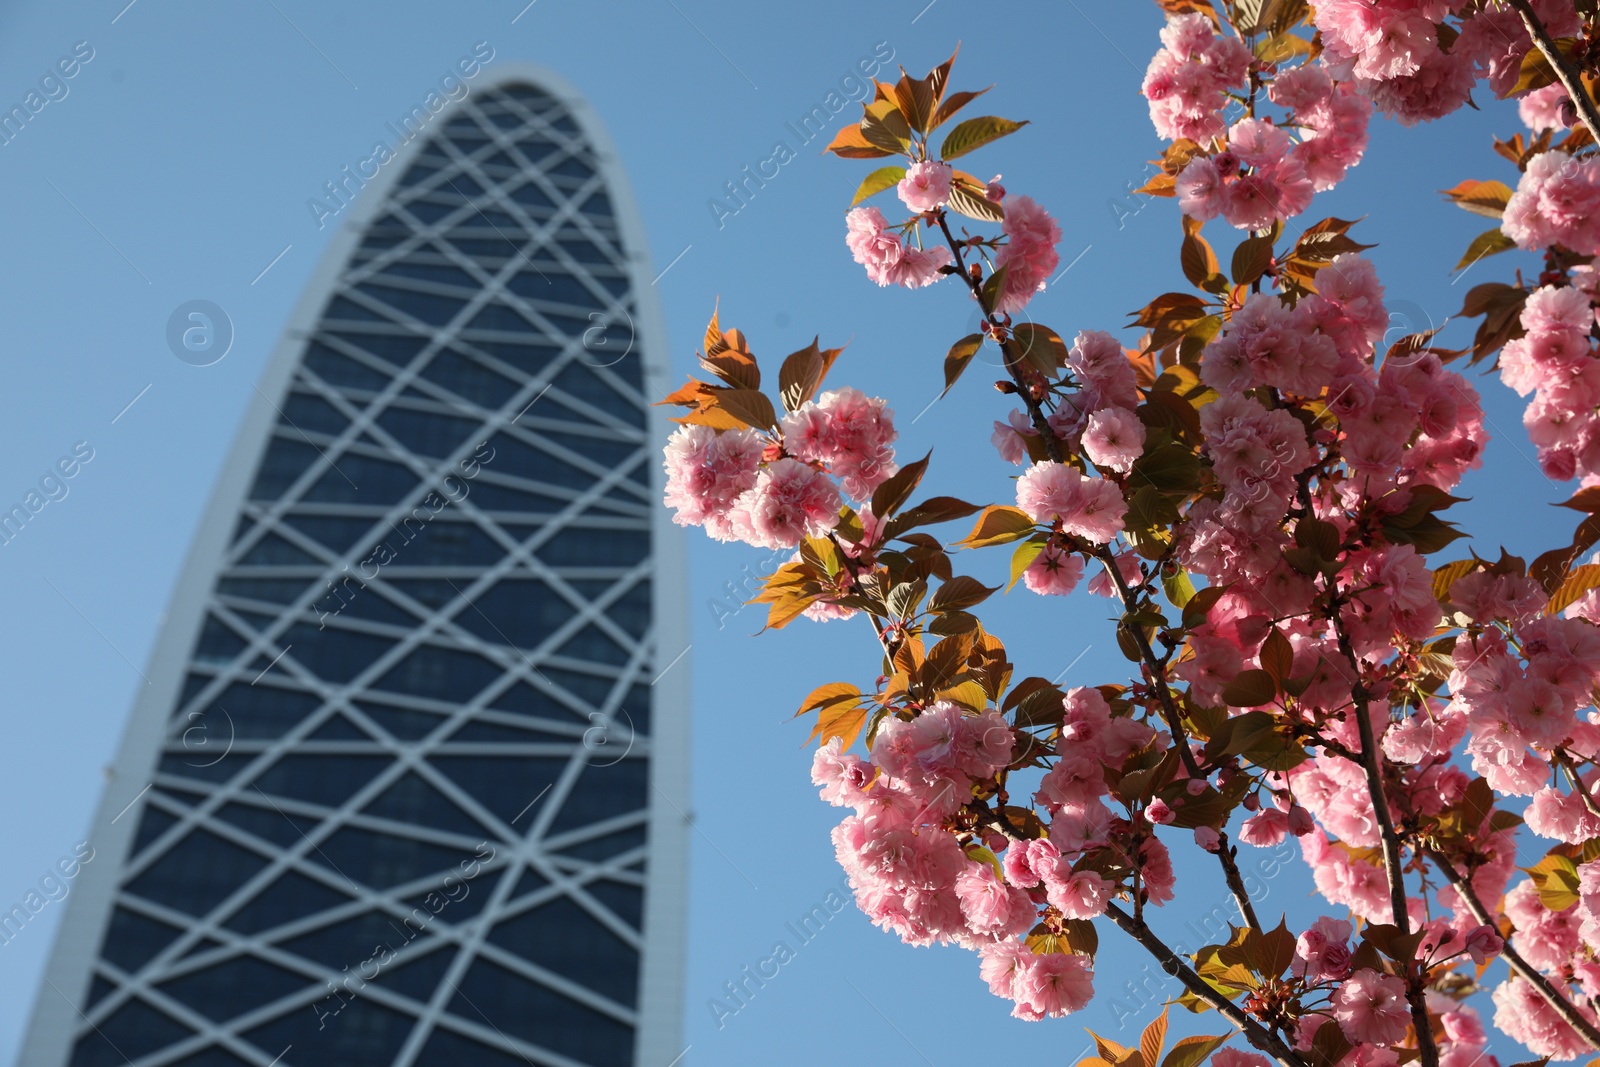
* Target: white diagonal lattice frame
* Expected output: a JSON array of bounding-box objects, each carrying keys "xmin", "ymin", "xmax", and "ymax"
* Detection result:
[{"xmin": 19, "ymin": 65, "xmax": 689, "ymax": 1067}]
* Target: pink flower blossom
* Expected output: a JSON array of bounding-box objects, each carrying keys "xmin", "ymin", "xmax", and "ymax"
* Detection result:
[
  {"xmin": 1145, "ymin": 798, "xmax": 1175, "ymax": 825},
  {"xmin": 1194, "ymin": 826, "xmax": 1221, "ymax": 851},
  {"xmin": 978, "ymin": 939, "xmax": 1034, "ymax": 1002},
  {"xmin": 1082, "ymin": 407, "xmax": 1146, "ymax": 473},
  {"xmin": 1240, "ymin": 809, "xmax": 1290, "ymax": 846},
  {"xmin": 1294, "ymin": 916, "xmax": 1354, "ymax": 981},
  {"xmin": 662, "ymin": 424, "xmax": 763, "ymax": 537},
  {"xmin": 1493, "ymin": 976, "xmax": 1600, "ymax": 1060},
  {"xmin": 1087, "ymin": 549, "xmax": 1145, "ymax": 599},
  {"xmin": 897, "ymin": 160, "xmax": 953, "ymax": 213},
  {"xmin": 993, "ymin": 196, "xmax": 1061, "ymax": 315},
  {"xmin": 1144, "ymin": 14, "xmax": 1252, "ymax": 143},
  {"xmin": 1213, "ymin": 1051, "xmax": 1271, "ymax": 1067},
  {"xmin": 1333, "ymin": 969, "xmax": 1411, "ymax": 1045},
  {"xmin": 1014, "ymin": 952, "xmax": 1095, "ymax": 1019},
  {"xmin": 1046, "ymin": 869, "xmax": 1114, "ymax": 920},
  {"xmin": 1465, "ymin": 924, "xmax": 1504, "ymax": 965},
  {"xmin": 1023, "ymin": 543, "xmax": 1085, "ymax": 596},
  {"xmin": 781, "ymin": 386, "xmax": 899, "ymax": 500},
  {"xmin": 844, "ymin": 206, "xmax": 953, "ymax": 288},
  {"xmin": 1015, "ymin": 462, "xmax": 1128, "ymax": 544},
  {"xmin": 733, "ymin": 457, "xmax": 842, "ymax": 549},
  {"xmin": 811, "ymin": 737, "xmax": 875, "ymax": 808}
]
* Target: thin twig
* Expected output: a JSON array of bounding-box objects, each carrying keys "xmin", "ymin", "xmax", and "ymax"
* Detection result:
[
  {"xmin": 1327, "ymin": 603, "xmax": 1437, "ymax": 1067},
  {"xmin": 1104, "ymin": 902, "xmax": 1308, "ymax": 1067},
  {"xmin": 931, "ymin": 212, "xmax": 1063, "ymax": 462},
  {"xmin": 1504, "ymin": 0, "xmax": 1600, "ymax": 145},
  {"xmin": 1425, "ymin": 847, "xmax": 1600, "ymax": 1050},
  {"xmin": 931, "ymin": 209, "xmax": 1262, "ymax": 930}
]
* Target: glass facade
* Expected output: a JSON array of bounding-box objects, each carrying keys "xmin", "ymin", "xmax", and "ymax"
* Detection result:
[{"xmin": 27, "ymin": 78, "xmax": 682, "ymax": 1067}]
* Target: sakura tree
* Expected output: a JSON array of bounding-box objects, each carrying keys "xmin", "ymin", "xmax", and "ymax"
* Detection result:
[{"xmin": 660, "ymin": 3, "xmax": 1600, "ymax": 1066}]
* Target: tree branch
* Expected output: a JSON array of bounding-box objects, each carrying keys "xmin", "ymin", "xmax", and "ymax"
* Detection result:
[
  {"xmin": 1327, "ymin": 605, "xmax": 1437, "ymax": 1067},
  {"xmin": 1094, "ymin": 548, "xmax": 1263, "ymax": 932},
  {"xmin": 1103, "ymin": 902, "xmax": 1307, "ymax": 1067},
  {"xmin": 931, "ymin": 211, "xmax": 1062, "ymax": 463},
  {"xmin": 1424, "ymin": 847, "xmax": 1600, "ymax": 1050},
  {"xmin": 930, "ymin": 210, "xmax": 1264, "ymax": 932},
  {"xmin": 1504, "ymin": 0, "xmax": 1600, "ymax": 146}
]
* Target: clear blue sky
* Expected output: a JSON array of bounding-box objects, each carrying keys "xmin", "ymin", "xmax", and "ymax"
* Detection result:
[{"xmin": 0, "ymin": 1, "xmax": 1564, "ymax": 1064}]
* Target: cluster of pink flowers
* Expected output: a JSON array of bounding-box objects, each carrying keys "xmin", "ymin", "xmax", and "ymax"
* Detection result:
[
  {"xmin": 1177, "ymin": 117, "xmax": 1316, "ymax": 231},
  {"xmin": 1271, "ymin": 65, "xmax": 1374, "ymax": 192},
  {"xmin": 1493, "ymin": 866, "xmax": 1600, "ymax": 1060},
  {"xmin": 663, "ymin": 386, "xmax": 899, "ymax": 550},
  {"xmin": 1313, "ymin": 0, "xmax": 1580, "ymax": 125},
  {"xmin": 1016, "ymin": 462, "xmax": 1128, "ymax": 544},
  {"xmin": 1448, "ymin": 620, "xmax": 1600, "ymax": 816},
  {"xmin": 1173, "ymin": 74, "xmax": 1371, "ymax": 228},
  {"xmin": 1499, "ymin": 284, "xmax": 1600, "ymax": 481},
  {"xmin": 978, "ymin": 942, "xmax": 1095, "ymax": 1020},
  {"xmin": 994, "ymin": 330, "xmax": 1144, "ymax": 467},
  {"xmin": 1503, "ymin": 153, "xmax": 1600, "ymax": 257},
  {"xmin": 1521, "ymin": 82, "xmax": 1580, "ymax": 132},
  {"xmin": 781, "ymin": 386, "xmax": 899, "ymax": 500},
  {"xmin": 1179, "ymin": 393, "xmax": 1314, "ymax": 583},
  {"xmin": 992, "ymin": 195, "xmax": 1062, "ymax": 315},
  {"xmin": 1142, "ymin": 14, "xmax": 1252, "ymax": 143},
  {"xmin": 1495, "ymin": 976, "xmax": 1600, "ymax": 1061},
  {"xmin": 973, "ymin": 688, "xmax": 1166, "ymax": 1017},
  {"xmin": 845, "ymin": 205, "xmax": 952, "ymax": 288},
  {"xmin": 814, "ymin": 703, "xmax": 1036, "ymax": 947}
]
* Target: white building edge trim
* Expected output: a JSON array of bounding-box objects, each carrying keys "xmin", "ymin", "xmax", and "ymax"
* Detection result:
[{"xmin": 17, "ymin": 61, "xmax": 689, "ymax": 1067}]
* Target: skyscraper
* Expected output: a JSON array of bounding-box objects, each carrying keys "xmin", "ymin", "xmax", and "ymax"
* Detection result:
[{"xmin": 20, "ymin": 65, "xmax": 689, "ymax": 1067}]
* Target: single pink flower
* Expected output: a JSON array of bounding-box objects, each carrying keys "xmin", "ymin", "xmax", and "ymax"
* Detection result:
[
  {"xmin": 1333, "ymin": 969, "xmax": 1411, "ymax": 1045},
  {"xmin": 897, "ymin": 160, "xmax": 953, "ymax": 213}
]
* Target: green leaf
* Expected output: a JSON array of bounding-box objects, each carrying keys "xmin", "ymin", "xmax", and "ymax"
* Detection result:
[
  {"xmin": 777, "ymin": 339, "xmax": 835, "ymax": 413},
  {"xmin": 1009, "ymin": 535, "xmax": 1049, "ymax": 591},
  {"xmin": 948, "ymin": 177, "xmax": 1004, "ymax": 222},
  {"xmin": 1130, "ymin": 444, "xmax": 1202, "ymax": 493},
  {"xmin": 1523, "ymin": 852, "xmax": 1582, "ymax": 912},
  {"xmin": 939, "ymin": 116, "xmax": 1029, "ymax": 160},
  {"xmin": 1455, "ymin": 226, "xmax": 1516, "ymax": 271},
  {"xmin": 794, "ymin": 681, "xmax": 861, "ymax": 718},
  {"xmin": 888, "ymin": 495, "xmax": 982, "ymax": 536},
  {"xmin": 1431, "ymin": 557, "xmax": 1480, "ymax": 603},
  {"xmin": 1182, "ymin": 585, "xmax": 1226, "ymax": 630},
  {"xmin": 1181, "ymin": 230, "xmax": 1221, "ymax": 290},
  {"xmin": 957, "ymin": 505, "xmax": 1038, "ymax": 548},
  {"xmin": 718, "ymin": 388, "xmax": 779, "ymax": 431},
  {"xmin": 1161, "ymin": 1034, "xmax": 1229, "ymax": 1067},
  {"xmin": 1161, "ymin": 567, "xmax": 1196, "ymax": 608},
  {"xmin": 850, "ymin": 165, "xmax": 907, "ymax": 207},
  {"xmin": 859, "ymin": 99, "xmax": 912, "ymax": 155}
]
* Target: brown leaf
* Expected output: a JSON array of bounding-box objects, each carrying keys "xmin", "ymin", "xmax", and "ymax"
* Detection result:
[
  {"xmin": 1441, "ymin": 179, "xmax": 1515, "ymax": 219},
  {"xmin": 718, "ymin": 388, "xmax": 779, "ymax": 431},
  {"xmin": 943, "ymin": 333, "xmax": 984, "ymax": 396},
  {"xmin": 824, "ymin": 123, "xmax": 894, "ymax": 159}
]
